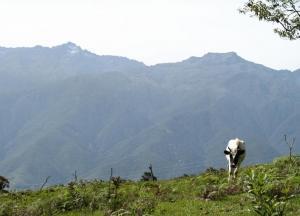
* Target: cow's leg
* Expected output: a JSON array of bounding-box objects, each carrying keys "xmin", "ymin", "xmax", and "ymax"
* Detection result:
[
  {"xmin": 228, "ymin": 163, "xmax": 232, "ymax": 182},
  {"xmin": 233, "ymin": 167, "xmax": 239, "ymax": 179},
  {"xmin": 233, "ymin": 168, "xmax": 237, "ymax": 179}
]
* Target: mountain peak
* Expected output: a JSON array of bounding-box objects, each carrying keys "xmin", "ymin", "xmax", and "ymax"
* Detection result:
[
  {"xmin": 204, "ymin": 51, "xmax": 238, "ymax": 57},
  {"xmin": 60, "ymin": 41, "xmax": 79, "ymax": 48},
  {"xmin": 184, "ymin": 52, "xmax": 244, "ymax": 65},
  {"xmin": 201, "ymin": 52, "xmax": 243, "ymax": 62},
  {"xmin": 54, "ymin": 42, "xmax": 82, "ymax": 54}
]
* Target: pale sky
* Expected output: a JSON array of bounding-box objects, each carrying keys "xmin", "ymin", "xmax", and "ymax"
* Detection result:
[{"xmin": 0, "ymin": 0, "xmax": 299, "ymax": 70}]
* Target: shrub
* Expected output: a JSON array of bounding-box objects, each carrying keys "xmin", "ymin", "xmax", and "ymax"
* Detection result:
[
  {"xmin": 244, "ymin": 169, "xmax": 290, "ymax": 216},
  {"xmin": 198, "ymin": 183, "xmax": 228, "ymax": 201},
  {"xmin": 0, "ymin": 201, "xmax": 14, "ymax": 216}
]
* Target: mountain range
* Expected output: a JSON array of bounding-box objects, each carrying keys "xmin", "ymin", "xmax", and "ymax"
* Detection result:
[{"xmin": 0, "ymin": 42, "xmax": 299, "ymax": 188}]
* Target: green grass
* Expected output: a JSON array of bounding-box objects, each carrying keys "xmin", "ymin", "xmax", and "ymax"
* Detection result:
[
  {"xmin": 154, "ymin": 195, "xmax": 252, "ymax": 216},
  {"xmin": 0, "ymin": 156, "xmax": 300, "ymax": 216}
]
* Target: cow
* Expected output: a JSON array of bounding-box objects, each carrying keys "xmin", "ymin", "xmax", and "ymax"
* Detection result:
[{"xmin": 224, "ymin": 138, "xmax": 246, "ymax": 181}]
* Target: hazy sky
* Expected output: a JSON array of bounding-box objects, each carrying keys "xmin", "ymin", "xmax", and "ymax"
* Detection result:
[{"xmin": 0, "ymin": 0, "xmax": 299, "ymax": 70}]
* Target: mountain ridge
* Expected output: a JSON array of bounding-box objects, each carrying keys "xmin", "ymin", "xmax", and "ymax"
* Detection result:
[
  {"xmin": 0, "ymin": 43, "xmax": 299, "ymax": 188},
  {"xmin": 1, "ymin": 42, "xmax": 296, "ymax": 72}
]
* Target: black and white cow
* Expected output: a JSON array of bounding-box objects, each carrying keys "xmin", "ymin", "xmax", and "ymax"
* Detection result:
[{"xmin": 224, "ymin": 138, "xmax": 246, "ymax": 181}]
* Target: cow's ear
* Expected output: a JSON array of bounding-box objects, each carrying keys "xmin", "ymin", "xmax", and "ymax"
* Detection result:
[{"xmin": 224, "ymin": 150, "xmax": 230, "ymax": 155}]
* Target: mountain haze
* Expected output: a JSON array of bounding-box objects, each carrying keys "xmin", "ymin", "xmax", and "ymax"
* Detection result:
[{"xmin": 0, "ymin": 43, "xmax": 299, "ymax": 188}]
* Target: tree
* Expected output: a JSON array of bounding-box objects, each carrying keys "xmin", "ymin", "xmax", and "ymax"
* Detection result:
[
  {"xmin": 39, "ymin": 176, "xmax": 51, "ymax": 191},
  {"xmin": 284, "ymin": 134, "xmax": 296, "ymax": 161},
  {"xmin": 141, "ymin": 164, "xmax": 157, "ymax": 181},
  {"xmin": 240, "ymin": 0, "xmax": 300, "ymax": 40},
  {"xmin": 0, "ymin": 176, "xmax": 9, "ymax": 191}
]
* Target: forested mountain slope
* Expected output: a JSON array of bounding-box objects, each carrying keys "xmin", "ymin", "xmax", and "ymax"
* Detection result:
[{"xmin": 0, "ymin": 43, "xmax": 299, "ymax": 187}]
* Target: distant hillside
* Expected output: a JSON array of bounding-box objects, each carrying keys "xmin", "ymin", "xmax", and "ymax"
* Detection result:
[{"xmin": 0, "ymin": 43, "xmax": 299, "ymax": 188}]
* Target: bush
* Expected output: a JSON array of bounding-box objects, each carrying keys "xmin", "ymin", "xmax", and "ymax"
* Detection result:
[
  {"xmin": 244, "ymin": 169, "xmax": 291, "ymax": 216},
  {"xmin": 273, "ymin": 156, "xmax": 300, "ymax": 176},
  {"xmin": 0, "ymin": 201, "xmax": 14, "ymax": 216},
  {"xmin": 198, "ymin": 182, "xmax": 230, "ymax": 201}
]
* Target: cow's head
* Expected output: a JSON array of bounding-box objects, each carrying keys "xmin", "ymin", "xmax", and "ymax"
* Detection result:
[{"xmin": 224, "ymin": 147, "xmax": 245, "ymax": 168}]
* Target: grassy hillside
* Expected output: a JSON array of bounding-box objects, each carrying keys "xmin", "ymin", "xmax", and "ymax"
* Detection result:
[{"xmin": 0, "ymin": 156, "xmax": 300, "ymax": 216}]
